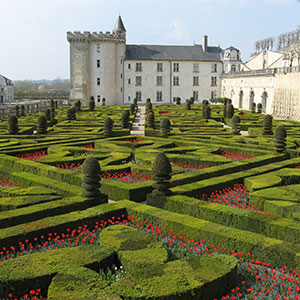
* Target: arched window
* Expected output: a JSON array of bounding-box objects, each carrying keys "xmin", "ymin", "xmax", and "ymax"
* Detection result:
[
  {"xmin": 261, "ymin": 92, "xmax": 268, "ymax": 113},
  {"xmin": 239, "ymin": 90, "xmax": 243, "ymax": 109},
  {"xmin": 231, "ymin": 65, "xmax": 236, "ymax": 72},
  {"xmin": 249, "ymin": 91, "xmax": 255, "ymax": 110}
]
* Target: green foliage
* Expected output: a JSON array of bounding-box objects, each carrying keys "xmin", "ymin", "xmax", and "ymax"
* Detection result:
[
  {"xmin": 231, "ymin": 115, "xmax": 241, "ymax": 135},
  {"xmin": 263, "ymin": 114, "xmax": 273, "ymax": 135},
  {"xmin": 160, "ymin": 117, "xmax": 171, "ymax": 137},
  {"xmin": 66, "ymin": 108, "xmax": 72, "ymax": 120},
  {"xmin": 185, "ymin": 99, "xmax": 191, "ymax": 110},
  {"xmin": 14, "ymin": 105, "xmax": 19, "ymax": 117},
  {"xmin": 274, "ymin": 125, "xmax": 287, "ymax": 153},
  {"xmin": 226, "ymin": 104, "xmax": 234, "ymax": 119},
  {"xmin": 45, "ymin": 108, "xmax": 51, "ymax": 121},
  {"xmin": 99, "ymin": 265, "xmax": 126, "ymax": 286},
  {"xmin": 202, "ymin": 99, "xmax": 209, "ymax": 105},
  {"xmin": 102, "ymin": 98, "xmax": 106, "ymax": 106},
  {"xmin": 223, "ymin": 105, "xmax": 227, "ymax": 118},
  {"xmin": 203, "ymin": 105, "xmax": 211, "ymax": 120},
  {"xmin": 257, "ymin": 103, "xmax": 262, "ymax": 113},
  {"xmin": 37, "ymin": 115, "xmax": 47, "ymax": 134},
  {"xmin": 104, "ymin": 117, "xmax": 113, "ymax": 137},
  {"xmin": 189, "ymin": 97, "xmax": 195, "ymax": 104},
  {"xmin": 121, "ymin": 110, "xmax": 130, "ymax": 129},
  {"xmin": 251, "ymin": 102, "xmax": 256, "ymax": 113},
  {"xmin": 7, "ymin": 115, "xmax": 18, "ymax": 134},
  {"xmin": 148, "ymin": 111, "xmax": 155, "ymax": 129},
  {"xmin": 74, "ymin": 100, "xmax": 81, "ymax": 112},
  {"xmin": 89, "ymin": 96, "xmax": 95, "ymax": 111},
  {"xmin": 20, "ymin": 105, "xmax": 25, "ymax": 117},
  {"xmin": 130, "ymin": 104, "xmax": 135, "ymax": 115},
  {"xmin": 176, "ymin": 97, "xmax": 181, "ymax": 104},
  {"xmin": 133, "ymin": 98, "xmax": 138, "ymax": 107}
]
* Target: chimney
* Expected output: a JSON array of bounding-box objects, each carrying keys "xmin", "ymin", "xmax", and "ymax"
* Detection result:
[{"xmin": 202, "ymin": 35, "xmax": 208, "ymax": 52}]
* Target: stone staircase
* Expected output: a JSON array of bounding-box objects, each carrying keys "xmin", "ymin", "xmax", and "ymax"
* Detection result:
[{"xmin": 130, "ymin": 106, "xmax": 145, "ymax": 136}]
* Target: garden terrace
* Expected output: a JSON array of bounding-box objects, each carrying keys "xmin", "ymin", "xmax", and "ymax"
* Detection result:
[{"xmin": 0, "ymin": 103, "xmax": 299, "ymax": 299}]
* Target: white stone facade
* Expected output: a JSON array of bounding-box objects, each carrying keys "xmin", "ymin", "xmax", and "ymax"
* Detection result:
[
  {"xmin": 0, "ymin": 75, "xmax": 14, "ymax": 104},
  {"xmin": 67, "ymin": 16, "xmax": 241, "ymax": 106}
]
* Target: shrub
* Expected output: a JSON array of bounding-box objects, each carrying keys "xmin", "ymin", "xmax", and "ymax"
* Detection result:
[
  {"xmin": 263, "ymin": 114, "xmax": 273, "ymax": 135},
  {"xmin": 75, "ymin": 100, "xmax": 81, "ymax": 112},
  {"xmin": 186, "ymin": 99, "xmax": 191, "ymax": 110},
  {"xmin": 130, "ymin": 104, "xmax": 135, "ymax": 115},
  {"xmin": 148, "ymin": 111, "xmax": 155, "ymax": 129},
  {"xmin": 82, "ymin": 156, "xmax": 107, "ymax": 203},
  {"xmin": 20, "ymin": 105, "xmax": 25, "ymax": 117},
  {"xmin": 104, "ymin": 117, "xmax": 113, "ymax": 137},
  {"xmin": 45, "ymin": 109, "xmax": 51, "ymax": 121},
  {"xmin": 231, "ymin": 115, "xmax": 241, "ymax": 135},
  {"xmin": 7, "ymin": 115, "xmax": 18, "ymax": 135},
  {"xmin": 274, "ymin": 125, "xmax": 287, "ymax": 153},
  {"xmin": 71, "ymin": 107, "xmax": 76, "ymax": 120},
  {"xmin": 251, "ymin": 102, "xmax": 256, "ymax": 113},
  {"xmin": 203, "ymin": 105, "xmax": 211, "ymax": 120},
  {"xmin": 15, "ymin": 105, "xmax": 19, "ymax": 117},
  {"xmin": 176, "ymin": 97, "xmax": 181, "ymax": 105},
  {"xmin": 226, "ymin": 104, "xmax": 234, "ymax": 119},
  {"xmin": 190, "ymin": 97, "xmax": 195, "ymax": 104},
  {"xmin": 257, "ymin": 103, "xmax": 262, "ymax": 113},
  {"xmin": 133, "ymin": 98, "xmax": 138, "ymax": 107},
  {"xmin": 202, "ymin": 99, "xmax": 209, "ymax": 105},
  {"xmin": 160, "ymin": 118, "xmax": 171, "ymax": 137},
  {"xmin": 223, "ymin": 105, "xmax": 227, "ymax": 119},
  {"xmin": 50, "ymin": 99, "xmax": 55, "ymax": 110},
  {"xmin": 37, "ymin": 115, "xmax": 47, "ymax": 134},
  {"xmin": 89, "ymin": 96, "xmax": 95, "ymax": 111},
  {"xmin": 121, "ymin": 110, "xmax": 130, "ymax": 129},
  {"xmin": 67, "ymin": 108, "xmax": 73, "ymax": 120},
  {"xmin": 102, "ymin": 98, "xmax": 106, "ymax": 106},
  {"xmin": 146, "ymin": 100, "xmax": 152, "ymax": 113}
]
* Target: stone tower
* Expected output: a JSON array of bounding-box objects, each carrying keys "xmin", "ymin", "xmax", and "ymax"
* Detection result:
[{"xmin": 67, "ymin": 16, "xmax": 126, "ymax": 105}]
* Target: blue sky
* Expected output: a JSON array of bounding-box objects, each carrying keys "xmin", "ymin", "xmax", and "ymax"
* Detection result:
[{"xmin": 0, "ymin": 0, "xmax": 299, "ymax": 80}]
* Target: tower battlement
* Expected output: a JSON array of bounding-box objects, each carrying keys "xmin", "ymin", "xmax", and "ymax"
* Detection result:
[{"xmin": 67, "ymin": 31, "xmax": 126, "ymax": 43}]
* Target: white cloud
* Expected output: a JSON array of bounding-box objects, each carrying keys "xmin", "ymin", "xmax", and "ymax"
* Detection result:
[
  {"xmin": 165, "ymin": 18, "xmax": 190, "ymax": 42},
  {"xmin": 263, "ymin": 0, "xmax": 292, "ymax": 4}
]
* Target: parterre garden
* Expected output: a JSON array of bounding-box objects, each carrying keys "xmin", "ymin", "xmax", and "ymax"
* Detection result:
[{"xmin": 0, "ymin": 100, "xmax": 300, "ymax": 300}]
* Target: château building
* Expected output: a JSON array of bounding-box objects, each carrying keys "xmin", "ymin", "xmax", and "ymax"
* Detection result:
[
  {"xmin": 0, "ymin": 75, "xmax": 14, "ymax": 104},
  {"xmin": 67, "ymin": 16, "xmax": 242, "ymax": 106}
]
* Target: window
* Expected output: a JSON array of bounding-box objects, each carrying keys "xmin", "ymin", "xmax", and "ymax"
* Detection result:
[
  {"xmin": 128, "ymin": 78, "xmax": 131, "ymax": 84},
  {"xmin": 128, "ymin": 63, "xmax": 131, "ymax": 69},
  {"xmin": 97, "ymin": 44, "xmax": 100, "ymax": 53},
  {"xmin": 211, "ymin": 64, "xmax": 217, "ymax": 73},
  {"xmin": 97, "ymin": 78, "xmax": 100, "ymax": 86},
  {"xmin": 136, "ymin": 91, "xmax": 142, "ymax": 101},
  {"xmin": 193, "ymin": 63, "xmax": 199, "ymax": 73},
  {"xmin": 173, "ymin": 63, "xmax": 179, "ymax": 72},
  {"xmin": 193, "ymin": 91, "xmax": 199, "ymax": 101},
  {"xmin": 157, "ymin": 91, "xmax": 163, "ymax": 102},
  {"xmin": 97, "ymin": 60, "xmax": 100, "ymax": 68},
  {"xmin": 136, "ymin": 76, "xmax": 142, "ymax": 86},
  {"xmin": 193, "ymin": 76, "xmax": 199, "ymax": 86},
  {"xmin": 136, "ymin": 62, "xmax": 142, "ymax": 72},
  {"xmin": 231, "ymin": 65, "xmax": 236, "ymax": 72},
  {"xmin": 121, "ymin": 87, "xmax": 122, "ymax": 92},
  {"xmin": 97, "ymin": 95, "xmax": 101, "ymax": 102},
  {"xmin": 211, "ymin": 91, "xmax": 217, "ymax": 99},
  {"xmin": 121, "ymin": 73, "xmax": 122, "ymax": 79},
  {"xmin": 173, "ymin": 76, "xmax": 179, "ymax": 86},
  {"xmin": 157, "ymin": 63, "xmax": 163, "ymax": 72},
  {"xmin": 128, "ymin": 96, "xmax": 131, "ymax": 101},
  {"xmin": 120, "ymin": 59, "xmax": 122, "ymax": 64},
  {"xmin": 211, "ymin": 77, "xmax": 217, "ymax": 86},
  {"xmin": 156, "ymin": 76, "xmax": 163, "ymax": 86}
]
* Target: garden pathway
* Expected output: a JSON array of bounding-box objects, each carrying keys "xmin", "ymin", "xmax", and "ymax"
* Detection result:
[
  {"xmin": 218, "ymin": 122, "xmax": 249, "ymax": 136},
  {"xmin": 130, "ymin": 106, "xmax": 145, "ymax": 136}
]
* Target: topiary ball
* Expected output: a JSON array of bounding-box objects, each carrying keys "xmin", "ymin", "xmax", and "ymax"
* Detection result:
[
  {"xmin": 82, "ymin": 156, "xmax": 101, "ymax": 176},
  {"xmin": 152, "ymin": 152, "xmax": 172, "ymax": 180}
]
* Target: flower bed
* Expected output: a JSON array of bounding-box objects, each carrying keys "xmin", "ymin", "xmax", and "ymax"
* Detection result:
[
  {"xmin": 159, "ymin": 112, "xmax": 171, "ymax": 115},
  {"xmin": 123, "ymin": 138, "xmax": 143, "ymax": 143},
  {"xmin": 1, "ymin": 216, "xmax": 299, "ymax": 300},
  {"xmin": 55, "ymin": 162, "xmax": 82, "ymax": 170},
  {"xmin": 15, "ymin": 151, "xmax": 47, "ymax": 161},
  {"xmin": 172, "ymin": 161, "xmax": 214, "ymax": 172},
  {"xmin": 220, "ymin": 151, "xmax": 254, "ymax": 161},
  {"xmin": 0, "ymin": 179, "xmax": 23, "ymax": 188},
  {"xmin": 99, "ymin": 172, "xmax": 151, "ymax": 183}
]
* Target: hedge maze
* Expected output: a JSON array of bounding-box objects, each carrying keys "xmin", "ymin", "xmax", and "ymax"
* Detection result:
[{"xmin": 0, "ymin": 102, "xmax": 300, "ymax": 299}]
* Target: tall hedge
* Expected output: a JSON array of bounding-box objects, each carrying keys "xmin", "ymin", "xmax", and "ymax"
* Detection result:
[
  {"xmin": 37, "ymin": 115, "xmax": 47, "ymax": 134},
  {"xmin": 8, "ymin": 115, "xmax": 18, "ymax": 135},
  {"xmin": 274, "ymin": 125, "xmax": 287, "ymax": 153},
  {"xmin": 263, "ymin": 115, "xmax": 273, "ymax": 135}
]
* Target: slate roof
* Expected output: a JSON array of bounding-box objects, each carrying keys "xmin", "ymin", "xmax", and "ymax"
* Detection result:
[
  {"xmin": 125, "ymin": 44, "xmax": 223, "ymax": 61},
  {"xmin": 0, "ymin": 75, "xmax": 13, "ymax": 86},
  {"xmin": 113, "ymin": 16, "xmax": 126, "ymax": 33}
]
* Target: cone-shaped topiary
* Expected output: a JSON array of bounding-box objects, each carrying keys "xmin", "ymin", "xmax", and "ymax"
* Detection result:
[
  {"xmin": 130, "ymin": 103, "xmax": 135, "ymax": 115},
  {"xmin": 223, "ymin": 105, "xmax": 227, "ymax": 119},
  {"xmin": 103, "ymin": 117, "xmax": 113, "ymax": 137},
  {"xmin": 251, "ymin": 102, "xmax": 256, "ymax": 113},
  {"xmin": 8, "ymin": 115, "xmax": 18, "ymax": 134},
  {"xmin": 121, "ymin": 110, "xmax": 130, "ymax": 128},
  {"xmin": 45, "ymin": 109, "xmax": 51, "ymax": 121},
  {"xmin": 257, "ymin": 103, "xmax": 262, "ymax": 113},
  {"xmin": 152, "ymin": 152, "xmax": 172, "ymax": 196},
  {"xmin": 231, "ymin": 115, "xmax": 241, "ymax": 135},
  {"xmin": 15, "ymin": 105, "xmax": 19, "ymax": 117},
  {"xmin": 263, "ymin": 114, "xmax": 273, "ymax": 135},
  {"xmin": 190, "ymin": 97, "xmax": 195, "ymax": 104},
  {"xmin": 160, "ymin": 117, "xmax": 171, "ymax": 137},
  {"xmin": 148, "ymin": 111, "xmax": 155, "ymax": 128},
  {"xmin": 50, "ymin": 99, "xmax": 55, "ymax": 109},
  {"xmin": 274, "ymin": 125, "xmax": 287, "ymax": 153},
  {"xmin": 81, "ymin": 156, "xmax": 107, "ymax": 203},
  {"xmin": 74, "ymin": 100, "xmax": 81, "ymax": 112},
  {"xmin": 203, "ymin": 105, "xmax": 211, "ymax": 121},
  {"xmin": 146, "ymin": 101, "xmax": 152, "ymax": 113},
  {"xmin": 186, "ymin": 99, "xmax": 191, "ymax": 110},
  {"xmin": 67, "ymin": 108, "xmax": 72, "ymax": 120},
  {"xmin": 37, "ymin": 115, "xmax": 47, "ymax": 134},
  {"xmin": 71, "ymin": 107, "xmax": 76, "ymax": 120},
  {"xmin": 226, "ymin": 104, "xmax": 234, "ymax": 119},
  {"xmin": 202, "ymin": 99, "xmax": 209, "ymax": 105},
  {"xmin": 20, "ymin": 105, "xmax": 25, "ymax": 117},
  {"xmin": 133, "ymin": 98, "xmax": 138, "ymax": 107},
  {"xmin": 176, "ymin": 97, "xmax": 181, "ymax": 104},
  {"xmin": 102, "ymin": 98, "xmax": 105, "ymax": 106},
  {"xmin": 89, "ymin": 96, "xmax": 95, "ymax": 111}
]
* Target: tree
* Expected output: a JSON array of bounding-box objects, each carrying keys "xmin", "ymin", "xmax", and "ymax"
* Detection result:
[
  {"xmin": 130, "ymin": 103, "xmax": 135, "ymax": 115},
  {"xmin": 148, "ymin": 111, "xmax": 155, "ymax": 129},
  {"xmin": 257, "ymin": 103, "xmax": 262, "ymax": 113},
  {"xmin": 102, "ymin": 98, "xmax": 106, "ymax": 106},
  {"xmin": 133, "ymin": 98, "xmax": 138, "ymax": 107},
  {"xmin": 160, "ymin": 118, "xmax": 171, "ymax": 137},
  {"xmin": 251, "ymin": 102, "xmax": 256, "ymax": 113},
  {"xmin": 20, "ymin": 105, "xmax": 25, "ymax": 117},
  {"xmin": 231, "ymin": 115, "xmax": 241, "ymax": 135},
  {"xmin": 15, "ymin": 105, "xmax": 19, "ymax": 117},
  {"xmin": 203, "ymin": 105, "xmax": 211, "ymax": 121},
  {"xmin": 190, "ymin": 97, "xmax": 195, "ymax": 104},
  {"xmin": 103, "ymin": 117, "xmax": 113, "ymax": 137},
  {"xmin": 37, "ymin": 115, "xmax": 47, "ymax": 134},
  {"xmin": 186, "ymin": 99, "xmax": 191, "ymax": 110},
  {"xmin": 274, "ymin": 125, "xmax": 287, "ymax": 153},
  {"xmin": 8, "ymin": 115, "xmax": 18, "ymax": 135},
  {"xmin": 74, "ymin": 100, "xmax": 81, "ymax": 112},
  {"xmin": 89, "ymin": 96, "xmax": 95, "ymax": 111},
  {"xmin": 82, "ymin": 156, "xmax": 107, "ymax": 203},
  {"xmin": 223, "ymin": 105, "xmax": 227, "ymax": 119},
  {"xmin": 67, "ymin": 108, "xmax": 73, "ymax": 120},
  {"xmin": 121, "ymin": 110, "xmax": 130, "ymax": 129},
  {"xmin": 263, "ymin": 115, "xmax": 273, "ymax": 135},
  {"xmin": 45, "ymin": 109, "xmax": 51, "ymax": 121},
  {"xmin": 70, "ymin": 107, "xmax": 76, "ymax": 120},
  {"xmin": 226, "ymin": 104, "xmax": 234, "ymax": 119}
]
